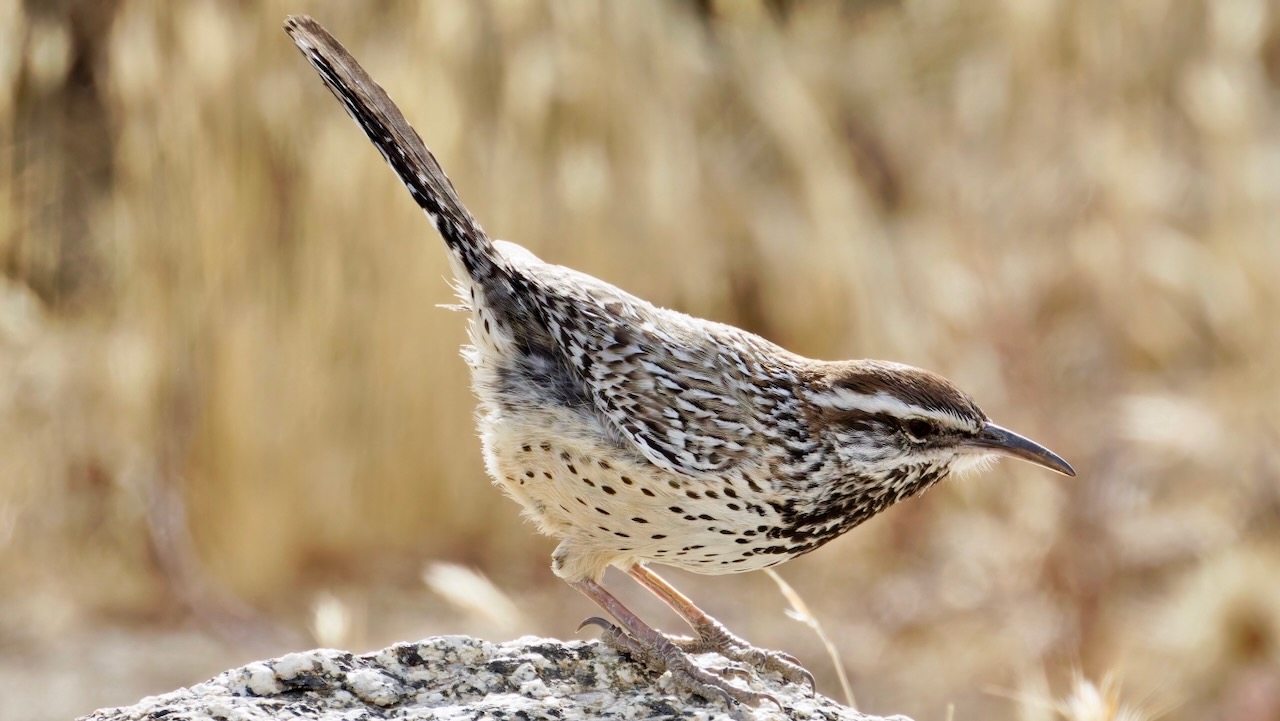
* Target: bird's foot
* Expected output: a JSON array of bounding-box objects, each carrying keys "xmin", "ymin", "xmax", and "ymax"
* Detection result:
[
  {"xmin": 579, "ymin": 617, "xmax": 782, "ymax": 709},
  {"xmin": 679, "ymin": 617, "xmax": 817, "ymax": 694}
]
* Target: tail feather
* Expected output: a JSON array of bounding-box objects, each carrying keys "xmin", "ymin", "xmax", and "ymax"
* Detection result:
[{"xmin": 284, "ymin": 15, "xmax": 499, "ymax": 283}]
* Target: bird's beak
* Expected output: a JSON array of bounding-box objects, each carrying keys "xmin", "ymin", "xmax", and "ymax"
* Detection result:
[{"xmin": 965, "ymin": 422, "xmax": 1076, "ymax": 477}]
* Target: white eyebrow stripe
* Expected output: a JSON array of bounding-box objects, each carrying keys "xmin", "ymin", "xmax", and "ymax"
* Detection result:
[{"xmin": 813, "ymin": 389, "xmax": 970, "ymax": 428}]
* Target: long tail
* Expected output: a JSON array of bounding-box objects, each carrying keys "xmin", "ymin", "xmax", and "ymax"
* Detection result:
[{"xmin": 284, "ymin": 15, "xmax": 502, "ymax": 285}]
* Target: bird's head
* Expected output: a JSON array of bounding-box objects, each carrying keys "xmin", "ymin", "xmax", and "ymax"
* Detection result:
[{"xmin": 804, "ymin": 360, "xmax": 1075, "ymax": 482}]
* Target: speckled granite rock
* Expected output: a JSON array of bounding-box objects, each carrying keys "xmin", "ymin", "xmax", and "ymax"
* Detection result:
[{"xmin": 79, "ymin": 635, "xmax": 910, "ymax": 720}]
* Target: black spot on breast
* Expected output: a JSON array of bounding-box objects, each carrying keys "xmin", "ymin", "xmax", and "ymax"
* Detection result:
[
  {"xmin": 595, "ymin": 507, "xmax": 610, "ymax": 515},
  {"xmin": 620, "ymin": 475, "xmax": 633, "ymax": 485},
  {"xmin": 686, "ymin": 490, "xmax": 700, "ymax": 500},
  {"xmin": 651, "ymin": 534, "xmax": 666, "ymax": 540},
  {"xmin": 640, "ymin": 487, "xmax": 655, "ymax": 497},
  {"xmin": 705, "ymin": 490, "xmax": 718, "ymax": 499},
  {"xmin": 631, "ymin": 517, "xmax": 648, "ymax": 524},
  {"xmin": 602, "ymin": 486, "xmax": 616, "ymax": 495},
  {"xmin": 669, "ymin": 506, "xmax": 683, "ymax": 513}
]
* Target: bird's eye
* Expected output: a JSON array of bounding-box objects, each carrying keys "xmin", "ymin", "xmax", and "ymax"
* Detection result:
[{"xmin": 904, "ymin": 418, "xmax": 935, "ymax": 441}]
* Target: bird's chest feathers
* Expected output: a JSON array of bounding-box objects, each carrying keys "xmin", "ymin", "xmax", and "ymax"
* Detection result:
[{"xmin": 767, "ymin": 462, "xmax": 951, "ymax": 556}]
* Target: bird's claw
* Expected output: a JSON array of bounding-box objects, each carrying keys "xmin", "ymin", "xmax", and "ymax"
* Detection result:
[
  {"xmin": 658, "ymin": 638, "xmax": 784, "ymax": 710},
  {"xmin": 731, "ymin": 645, "xmax": 817, "ymax": 695},
  {"xmin": 579, "ymin": 617, "xmax": 784, "ymax": 710},
  {"xmin": 577, "ymin": 616, "xmax": 615, "ymax": 633},
  {"xmin": 682, "ymin": 619, "xmax": 817, "ymax": 695},
  {"xmin": 578, "ymin": 616, "xmax": 653, "ymax": 660}
]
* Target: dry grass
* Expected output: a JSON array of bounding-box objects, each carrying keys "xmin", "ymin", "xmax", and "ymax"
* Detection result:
[{"xmin": 2, "ymin": 1, "xmax": 1279, "ymax": 720}]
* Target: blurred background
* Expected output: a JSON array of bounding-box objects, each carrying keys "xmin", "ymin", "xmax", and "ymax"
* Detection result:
[{"xmin": 2, "ymin": 1, "xmax": 1279, "ymax": 719}]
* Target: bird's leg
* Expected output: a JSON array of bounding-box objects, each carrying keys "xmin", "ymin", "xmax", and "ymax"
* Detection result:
[
  {"xmin": 570, "ymin": 578, "xmax": 781, "ymax": 709},
  {"xmin": 626, "ymin": 564, "xmax": 816, "ymax": 693}
]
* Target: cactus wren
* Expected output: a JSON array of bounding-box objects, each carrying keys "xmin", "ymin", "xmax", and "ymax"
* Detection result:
[{"xmin": 287, "ymin": 16, "xmax": 1075, "ymax": 708}]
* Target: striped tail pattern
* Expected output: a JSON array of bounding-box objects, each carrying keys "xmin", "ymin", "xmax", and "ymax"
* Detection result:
[{"xmin": 284, "ymin": 15, "xmax": 505, "ymax": 291}]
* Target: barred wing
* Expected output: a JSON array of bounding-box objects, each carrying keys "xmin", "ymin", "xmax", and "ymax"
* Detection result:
[{"xmin": 497, "ymin": 242, "xmax": 799, "ymax": 479}]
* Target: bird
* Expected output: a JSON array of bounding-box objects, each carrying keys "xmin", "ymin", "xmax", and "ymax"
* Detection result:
[{"xmin": 285, "ymin": 15, "xmax": 1076, "ymax": 708}]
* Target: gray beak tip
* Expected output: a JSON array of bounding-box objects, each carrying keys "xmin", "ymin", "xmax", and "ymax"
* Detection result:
[{"xmin": 974, "ymin": 422, "xmax": 1076, "ymax": 477}]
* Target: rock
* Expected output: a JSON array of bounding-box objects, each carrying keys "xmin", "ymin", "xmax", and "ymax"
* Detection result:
[{"xmin": 78, "ymin": 635, "xmax": 910, "ymax": 720}]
